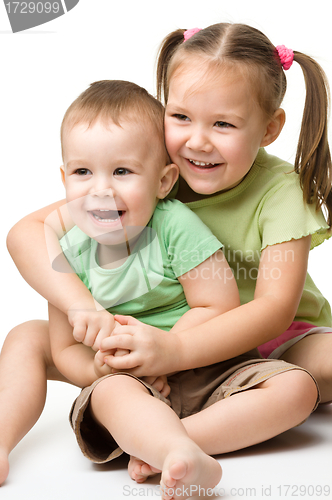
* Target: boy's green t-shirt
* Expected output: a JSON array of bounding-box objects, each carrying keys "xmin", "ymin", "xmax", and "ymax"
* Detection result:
[{"xmin": 60, "ymin": 199, "xmax": 222, "ymax": 331}]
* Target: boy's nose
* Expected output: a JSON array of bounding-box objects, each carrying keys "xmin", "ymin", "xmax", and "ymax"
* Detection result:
[
  {"xmin": 185, "ymin": 130, "xmax": 213, "ymax": 153},
  {"xmin": 91, "ymin": 187, "xmax": 115, "ymax": 199}
]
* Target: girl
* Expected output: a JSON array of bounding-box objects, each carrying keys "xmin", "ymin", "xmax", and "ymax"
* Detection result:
[
  {"xmin": 2, "ymin": 22, "xmax": 328, "ymax": 486},
  {"xmin": 96, "ymin": 23, "xmax": 332, "ymax": 403},
  {"xmin": 154, "ymin": 23, "xmax": 332, "ymax": 400}
]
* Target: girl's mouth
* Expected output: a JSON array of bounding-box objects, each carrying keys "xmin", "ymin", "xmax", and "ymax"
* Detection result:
[
  {"xmin": 188, "ymin": 159, "xmax": 221, "ymax": 168},
  {"xmin": 89, "ymin": 209, "xmax": 124, "ymax": 223}
]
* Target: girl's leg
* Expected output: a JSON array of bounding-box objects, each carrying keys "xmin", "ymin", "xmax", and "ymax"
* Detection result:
[
  {"xmin": 280, "ymin": 334, "xmax": 332, "ymax": 403},
  {"xmin": 182, "ymin": 369, "xmax": 317, "ymax": 455},
  {"xmin": 129, "ymin": 369, "xmax": 317, "ymax": 482},
  {"xmin": 90, "ymin": 375, "xmax": 222, "ymax": 499},
  {"xmin": 0, "ymin": 320, "xmax": 69, "ymax": 485}
]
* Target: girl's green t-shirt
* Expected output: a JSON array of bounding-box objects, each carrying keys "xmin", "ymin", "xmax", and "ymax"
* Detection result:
[{"xmin": 178, "ymin": 148, "xmax": 331, "ymax": 327}]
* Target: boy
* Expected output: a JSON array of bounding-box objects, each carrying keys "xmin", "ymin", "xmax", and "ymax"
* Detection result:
[{"xmin": 50, "ymin": 79, "xmax": 232, "ymax": 495}]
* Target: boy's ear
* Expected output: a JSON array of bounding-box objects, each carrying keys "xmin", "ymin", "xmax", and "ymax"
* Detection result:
[
  {"xmin": 260, "ymin": 108, "xmax": 286, "ymax": 147},
  {"xmin": 158, "ymin": 163, "xmax": 179, "ymax": 199},
  {"xmin": 60, "ymin": 166, "xmax": 66, "ymax": 186}
]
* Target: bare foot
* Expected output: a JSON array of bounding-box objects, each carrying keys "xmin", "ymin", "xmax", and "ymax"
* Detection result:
[
  {"xmin": 160, "ymin": 445, "xmax": 222, "ymax": 500},
  {"xmin": 0, "ymin": 447, "xmax": 9, "ymax": 486},
  {"xmin": 128, "ymin": 456, "xmax": 161, "ymax": 483}
]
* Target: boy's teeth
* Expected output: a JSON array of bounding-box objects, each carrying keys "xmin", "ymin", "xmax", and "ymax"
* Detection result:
[{"xmin": 92, "ymin": 210, "xmax": 122, "ymax": 222}]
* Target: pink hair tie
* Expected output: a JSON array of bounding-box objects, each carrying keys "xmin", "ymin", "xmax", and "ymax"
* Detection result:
[
  {"xmin": 276, "ymin": 45, "xmax": 294, "ymax": 70},
  {"xmin": 183, "ymin": 27, "xmax": 202, "ymax": 42}
]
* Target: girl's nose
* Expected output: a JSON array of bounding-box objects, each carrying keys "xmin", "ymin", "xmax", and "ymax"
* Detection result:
[{"xmin": 185, "ymin": 129, "xmax": 213, "ymax": 153}]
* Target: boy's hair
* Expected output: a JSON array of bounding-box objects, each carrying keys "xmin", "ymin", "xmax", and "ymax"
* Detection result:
[
  {"xmin": 157, "ymin": 23, "xmax": 332, "ymax": 226},
  {"xmin": 61, "ymin": 80, "xmax": 169, "ymax": 163}
]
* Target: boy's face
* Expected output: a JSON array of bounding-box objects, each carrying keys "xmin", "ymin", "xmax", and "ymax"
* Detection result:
[{"xmin": 61, "ymin": 119, "xmax": 169, "ymax": 246}]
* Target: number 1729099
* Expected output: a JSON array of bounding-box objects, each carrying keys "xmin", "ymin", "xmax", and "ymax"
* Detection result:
[
  {"xmin": 277, "ymin": 485, "xmax": 330, "ymax": 496},
  {"xmin": 5, "ymin": 2, "xmax": 60, "ymax": 14}
]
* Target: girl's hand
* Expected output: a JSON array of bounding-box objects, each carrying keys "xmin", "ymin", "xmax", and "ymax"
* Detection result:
[
  {"xmin": 67, "ymin": 306, "xmax": 115, "ymax": 351},
  {"xmin": 99, "ymin": 315, "xmax": 181, "ymax": 377}
]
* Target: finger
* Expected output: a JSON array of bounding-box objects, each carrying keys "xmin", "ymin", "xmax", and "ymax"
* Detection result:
[
  {"xmin": 141, "ymin": 376, "xmax": 157, "ymax": 386},
  {"xmin": 92, "ymin": 325, "xmax": 114, "ymax": 352},
  {"xmin": 103, "ymin": 351, "xmax": 140, "ymax": 371},
  {"xmin": 82, "ymin": 323, "xmax": 100, "ymax": 348},
  {"xmin": 94, "ymin": 350, "xmax": 106, "ymax": 368},
  {"xmin": 72, "ymin": 322, "xmax": 87, "ymax": 343},
  {"xmin": 114, "ymin": 314, "xmax": 141, "ymax": 326},
  {"xmin": 160, "ymin": 384, "xmax": 171, "ymax": 398},
  {"xmin": 100, "ymin": 334, "xmax": 134, "ymax": 352},
  {"xmin": 114, "ymin": 349, "xmax": 130, "ymax": 357}
]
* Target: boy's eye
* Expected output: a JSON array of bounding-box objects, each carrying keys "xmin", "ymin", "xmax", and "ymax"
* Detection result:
[
  {"xmin": 215, "ymin": 121, "xmax": 233, "ymax": 128},
  {"xmin": 75, "ymin": 168, "xmax": 91, "ymax": 176},
  {"xmin": 114, "ymin": 167, "xmax": 131, "ymax": 176}
]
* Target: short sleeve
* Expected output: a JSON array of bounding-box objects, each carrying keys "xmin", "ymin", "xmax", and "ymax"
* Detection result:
[
  {"xmin": 157, "ymin": 200, "xmax": 223, "ymax": 277},
  {"xmin": 259, "ymin": 176, "xmax": 331, "ymax": 250}
]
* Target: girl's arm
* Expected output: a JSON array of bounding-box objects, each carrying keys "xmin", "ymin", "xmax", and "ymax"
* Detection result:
[
  {"xmin": 173, "ymin": 235, "xmax": 311, "ymax": 369},
  {"xmin": 99, "ymin": 249, "xmax": 241, "ymax": 374},
  {"xmin": 7, "ymin": 200, "xmax": 95, "ymax": 314},
  {"xmin": 100, "ymin": 236, "xmax": 310, "ymax": 376}
]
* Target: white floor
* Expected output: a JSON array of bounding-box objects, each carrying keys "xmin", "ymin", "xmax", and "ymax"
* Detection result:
[{"xmin": 2, "ymin": 381, "xmax": 331, "ymax": 500}]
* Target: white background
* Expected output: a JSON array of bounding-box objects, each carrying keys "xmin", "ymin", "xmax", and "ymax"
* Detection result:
[{"xmin": 0, "ymin": 1, "xmax": 331, "ymax": 499}]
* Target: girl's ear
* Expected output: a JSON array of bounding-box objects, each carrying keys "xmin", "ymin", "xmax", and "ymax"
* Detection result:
[
  {"xmin": 158, "ymin": 163, "xmax": 179, "ymax": 199},
  {"xmin": 260, "ymin": 108, "xmax": 286, "ymax": 147},
  {"xmin": 60, "ymin": 166, "xmax": 66, "ymax": 186}
]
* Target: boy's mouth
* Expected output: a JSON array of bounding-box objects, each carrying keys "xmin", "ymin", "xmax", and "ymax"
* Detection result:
[{"xmin": 89, "ymin": 209, "xmax": 124, "ymax": 222}]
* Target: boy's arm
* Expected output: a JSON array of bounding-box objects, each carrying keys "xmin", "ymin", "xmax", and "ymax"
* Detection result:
[
  {"xmin": 171, "ymin": 249, "xmax": 240, "ymax": 334},
  {"xmin": 7, "ymin": 199, "xmax": 95, "ymax": 315},
  {"xmin": 49, "ymin": 302, "xmax": 101, "ymax": 388},
  {"xmin": 7, "ymin": 200, "xmax": 114, "ymax": 349}
]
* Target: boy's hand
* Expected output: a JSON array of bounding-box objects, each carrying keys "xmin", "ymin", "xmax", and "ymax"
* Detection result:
[
  {"xmin": 99, "ymin": 315, "xmax": 181, "ymax": 377},
  {"xmin": 67, "ymin": 307, "xmax": 115, "ymax": 351},
  {"xmin": 93, "ymin": 351, "xmax": 171, "ymax": 398},
  {"xmin": 141, "ymin": 375, "xmax": 171, "ymax": 398}
]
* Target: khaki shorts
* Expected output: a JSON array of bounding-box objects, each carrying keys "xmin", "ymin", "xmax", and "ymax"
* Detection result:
[{"xmin": 70, "ymin": 351, "xmax": 319, "ymax": 464}]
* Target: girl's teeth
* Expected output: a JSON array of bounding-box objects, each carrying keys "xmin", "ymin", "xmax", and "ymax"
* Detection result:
[{"xmin": 189, "ymin": 160, "xmax": 218, "ymax": 166}]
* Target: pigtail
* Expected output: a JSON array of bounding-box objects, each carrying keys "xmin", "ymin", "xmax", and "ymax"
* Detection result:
[
  {"xmin": 156, "ymin": 29, "xmax": 186, "ymax": 104},
  {"xmin": 293, "ymin": 51, "xmax": 332, "ymax": 227}
]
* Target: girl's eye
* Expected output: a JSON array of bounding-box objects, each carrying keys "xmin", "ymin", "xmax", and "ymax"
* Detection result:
[
  {"xmin": 215, "ymin": 121, "xmax": 233, "ymax": 128},
  {"xmin": 75, "ymin": 168, "xmax": 91, "ymax": 176},
  {"xmin": 114, "ymin": 167, "xmax": 131, "ymax": 176},
  {"xmin": 173, "ymin": 114, "xmax": 190, "ymax": 121}
]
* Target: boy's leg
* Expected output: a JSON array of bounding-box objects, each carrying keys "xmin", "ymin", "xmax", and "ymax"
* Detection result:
[
  {"xmin": 0, "ymin": 320, "xmax": 69, "ymax": 484},
  {"xmin": 129, "ymin": 369, "xmax": 317, "ymax": 482},
  {"xmin": 280, "ymin": 334, "xmax": 332, "ymax": 403},
  {"xmin": 90, "ymin": 374, "xmax": 222, "ymax": 498}
]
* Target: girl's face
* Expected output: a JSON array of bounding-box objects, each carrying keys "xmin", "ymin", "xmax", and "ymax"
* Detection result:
[{"xmin": 165, "ymin": 63, "xmax": 273, "ymax": 201}]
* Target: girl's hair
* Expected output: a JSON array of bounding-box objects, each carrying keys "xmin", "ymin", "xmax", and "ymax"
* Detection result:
[
  {"xmin": 157, "ymin": 23, "xmax": 332, "ymax": 226},
  {"xmin": 61, "ymin": 80, "xmax": 168, "ymax": 161}
]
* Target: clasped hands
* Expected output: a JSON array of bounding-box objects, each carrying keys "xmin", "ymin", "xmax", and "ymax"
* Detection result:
[{"xmin": 67, "ymin": 308, "xmax": 179, "ymax": 398}]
